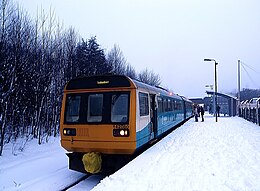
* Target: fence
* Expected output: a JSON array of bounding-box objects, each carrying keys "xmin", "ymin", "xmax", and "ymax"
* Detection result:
[{"xmin": 239, "ymin": 102, "xmax": 260, "ymax": 126}]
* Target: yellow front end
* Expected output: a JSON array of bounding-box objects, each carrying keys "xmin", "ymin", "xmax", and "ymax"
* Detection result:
[
  {"xmin": 60, "ymin": 88, "xmax": 137, "ymax": 155},
  {"xmin": 60, "ymin": 124, "xmax": 136, "ymax": 154}
]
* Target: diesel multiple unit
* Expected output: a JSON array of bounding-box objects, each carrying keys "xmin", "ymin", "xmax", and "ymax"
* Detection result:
[{"xmin": 60, "ymin": 75, "xmax": 193, "ymax": 173}]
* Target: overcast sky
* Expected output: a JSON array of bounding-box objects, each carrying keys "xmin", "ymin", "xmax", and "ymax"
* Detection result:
[{"xmin": 16, "ymin": 0, "xmax": 260, "ymax": 98}]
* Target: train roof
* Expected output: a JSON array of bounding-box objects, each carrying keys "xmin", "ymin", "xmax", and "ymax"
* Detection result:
[
  {"xmin": 132, "ymin": 79, "xmax": 182, "ymax": 100},
  {"xmin": 65, "ymin": 75, "xmax": 132, "ymax": 90},
  {"xmin": 65, "ymin": 74, "xmax": 182, "ymax": 100}
]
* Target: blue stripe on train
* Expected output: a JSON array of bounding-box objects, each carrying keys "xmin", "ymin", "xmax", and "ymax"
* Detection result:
[
  {"xmin": 136, "ymin": 111, "xmax": 185, "ymax": 149},
  {"xmin": 136, "ymin": 122, "xmax": 154, "ymax": 148},
  {"xmin": 157, "ymin": 111, "xmax": 184, "ymax": 136}
]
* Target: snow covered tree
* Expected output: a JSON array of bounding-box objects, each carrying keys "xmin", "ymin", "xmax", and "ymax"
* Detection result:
[
  {"xmin": 75, "ymin": 36, "xmax": 109, "ymax": 77},
  {"xmin": 0, "ymin": 0, "xmax": 81, "ymax": 152},
  {"xmin": 75, "ymin": 39, "xmax": 89, "ymax": 76},
  {"xmin": 0, "ymin": 0, "xmax": 10, "ymax": 156},
  {"xmin": 87, "ymin": 36, "xmax": 109, "ymax": 75},
  {"xmin": 0, "ymin": 0, "xmax": 159, "ymax": 155}
]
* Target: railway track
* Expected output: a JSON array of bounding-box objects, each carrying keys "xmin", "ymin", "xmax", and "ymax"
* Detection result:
[
  {"xmin": 60, "ymin": 174, "xmax": 106, "ymax": 191},
  {"xmin": 60, "ymin": 174, "xmax": 89, "ymax": 191}
]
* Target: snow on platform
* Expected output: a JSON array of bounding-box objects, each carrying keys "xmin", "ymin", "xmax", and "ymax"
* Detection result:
[
  {"xmin": 0, "ymin": 114, "xmax": 260, "ymax": 191},
  {"xmin": 92, "ymin": 114, "xmax": 260, "ymax": 191}
]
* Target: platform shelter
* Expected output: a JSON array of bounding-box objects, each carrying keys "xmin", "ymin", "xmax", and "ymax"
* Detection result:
[{"xmin": 205, "ymin": 91, "xmax": 238, "ymax": 117}]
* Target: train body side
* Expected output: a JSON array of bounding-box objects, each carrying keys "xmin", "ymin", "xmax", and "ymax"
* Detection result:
[
  {"xmin": 132, "ymin": 80, "xmax": 188, "ymax": 149},
  {"xmin": 181, "ymin": 96, "xmax": 193, "ymax": 120}
]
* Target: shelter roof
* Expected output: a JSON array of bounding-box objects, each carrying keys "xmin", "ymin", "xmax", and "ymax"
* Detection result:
[{"xmin": 206, "ymin": 91, "xmax": 238, "ymax": 100}]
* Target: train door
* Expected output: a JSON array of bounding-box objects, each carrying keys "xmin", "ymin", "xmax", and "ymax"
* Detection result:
[
  {"xmin": 150, "ymin": 94, "xmax": 158, "ymax": 138},
  {"xmin": 183, "ymin": 99, "xmax": 187, "ymax": 120}
]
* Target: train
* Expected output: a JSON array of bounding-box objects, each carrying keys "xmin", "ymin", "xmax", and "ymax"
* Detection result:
[{"xmin": 60, "ymin": 75, "xmax": 193, "ymax": 174}]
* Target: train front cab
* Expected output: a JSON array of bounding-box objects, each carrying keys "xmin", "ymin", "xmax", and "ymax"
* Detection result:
[{"xmin": 60, "ymin": 76, "xmax": 139, "ymax": 173}]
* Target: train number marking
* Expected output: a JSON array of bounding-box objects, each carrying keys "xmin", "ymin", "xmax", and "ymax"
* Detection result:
[{"xmin": 113, "ymin": 124, "xmax": 129, "ymax": 129}]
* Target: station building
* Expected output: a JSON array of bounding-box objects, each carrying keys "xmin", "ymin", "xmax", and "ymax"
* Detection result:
[{"xmin": 190, "ymin": 91, "xmax": 238, "ymax": 117}]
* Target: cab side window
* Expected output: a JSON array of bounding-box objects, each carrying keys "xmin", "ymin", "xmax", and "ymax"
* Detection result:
[
  {"xmin": 65, "ymin": 95, "xmax": 81, "ymax": 123},
  {"xmin": 139, "ymin": 92, "xmax": 149, "ymax": 116}
]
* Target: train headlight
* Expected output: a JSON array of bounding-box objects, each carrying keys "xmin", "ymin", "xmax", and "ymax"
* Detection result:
[
  {"xmin": 120, "ymin": 130, "xmax": 125, "ymax": 136},
  {"xmin": 63, "ymin": 128, "xmax": 76, "ymax": 136},
  {"xmin": 113, "ymin": 129, "xmax": 129, "ymax": 137}
]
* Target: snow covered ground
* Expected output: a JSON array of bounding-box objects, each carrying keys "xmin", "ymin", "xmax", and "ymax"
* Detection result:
[
  {"xmin": 1, "ymin": 114, "xmax": 260, "ymax": 191},
  {"xmin": 0, "ymin": 137, "xmax": 89, "ymax": 191}
]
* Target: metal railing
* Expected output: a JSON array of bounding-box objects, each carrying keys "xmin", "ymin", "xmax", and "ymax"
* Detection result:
[{"xmin": 239, "ymin": 99, "xmax": 260, "ymax": 125}]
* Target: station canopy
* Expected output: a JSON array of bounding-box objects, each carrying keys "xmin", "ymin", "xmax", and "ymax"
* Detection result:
[{"xmin": 206, "ymin": 91, "xmax": 238, "ymax": 117}]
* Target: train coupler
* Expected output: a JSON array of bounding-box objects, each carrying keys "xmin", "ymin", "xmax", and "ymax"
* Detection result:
[{"xmin": 82, "ymin": 152, "xmax": 102, "ymax": 174}]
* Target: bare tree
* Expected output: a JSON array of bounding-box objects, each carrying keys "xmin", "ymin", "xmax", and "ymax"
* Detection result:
[
  {"xmin": 0, "ymin": 0, "xmax": 16, "ymax": 155},
  {"xmin": 107, "ymin": 44, "xmax": 127, "ymax": 75},
  {"xmin": 138, "ymin": 68, "xmax": 150, "ymax": 84},
  {"xmin": 125, "ymin": 63, "xmax": 136, "ymax": 79},
  {"xmin": 0, "ymin": 0, "xmax": 144, "ymax": 155},
  {"xmin": 148, "ymin": 70, "xmax": 161, "ymax": 86},
  {"xmin": 138, "ymin": 68, "xmax": 161, "ymax": 86},
  {"xmin": 0, "ymin": 0, "xmax": 8, "ymax": 156}
]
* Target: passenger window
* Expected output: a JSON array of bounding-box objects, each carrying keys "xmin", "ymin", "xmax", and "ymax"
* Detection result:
[
  {"xmin": 168, "ymin": 99, "xmax": 172, "ymax": 111},
  {"xmin": 65, "ymin": 95, "xmax": 81, "ymax": 123},
  {"xmin": 139, "ymin": 92, "xmax": 149, "ymax": 116},
  {"xmin": 174, "ymin": 100, "xmax": 178, "ymax": 110},
  {"xmin": 111, "ymin": 94, "xmax": 129, "ymax": 123},
  {"xmin": 158, "ymin": 97, "xmax": 163, "ymax": 113},
  {"xmin": 87, "ymin": 94, "xmax": 103, "ymax": 122},
  {"xmin": 163, "ymin": 99, "xmax": 167, "ymax": 112}
]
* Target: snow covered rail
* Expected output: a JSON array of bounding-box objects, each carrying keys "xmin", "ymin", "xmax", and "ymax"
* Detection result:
[
  {"xmin": 61, "ymin": 174, "xmax": 105, "ymax": 191},
  {"xmin": 239, "ymin": 98, "xmax": 260, "ymax": 125},
  {"xmin": 60, "ymin": 174, "xmax": 90, "ymax": 191}
]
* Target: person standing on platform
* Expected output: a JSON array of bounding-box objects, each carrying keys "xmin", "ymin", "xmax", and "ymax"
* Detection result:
[
  {"xmin": 200, "ymin": 106, "xmax": 205, "ymax": 122},
  {"xmin": 197, "ymin": 105, "xmax": 201, "ymax": 117},
  {"xmin": 217, "ymin": 105, "xmax": 221, "ymax": 117}
]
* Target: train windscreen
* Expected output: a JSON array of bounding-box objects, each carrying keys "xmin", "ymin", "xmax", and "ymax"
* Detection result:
[{"xmin": 64, "ymin": 92, "xmax": 130, "ymax": 124}]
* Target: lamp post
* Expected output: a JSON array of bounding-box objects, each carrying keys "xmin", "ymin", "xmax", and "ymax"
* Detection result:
[{"xmin": 204, "ymin": 58, "xmax": 218, "ymax": 122}]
